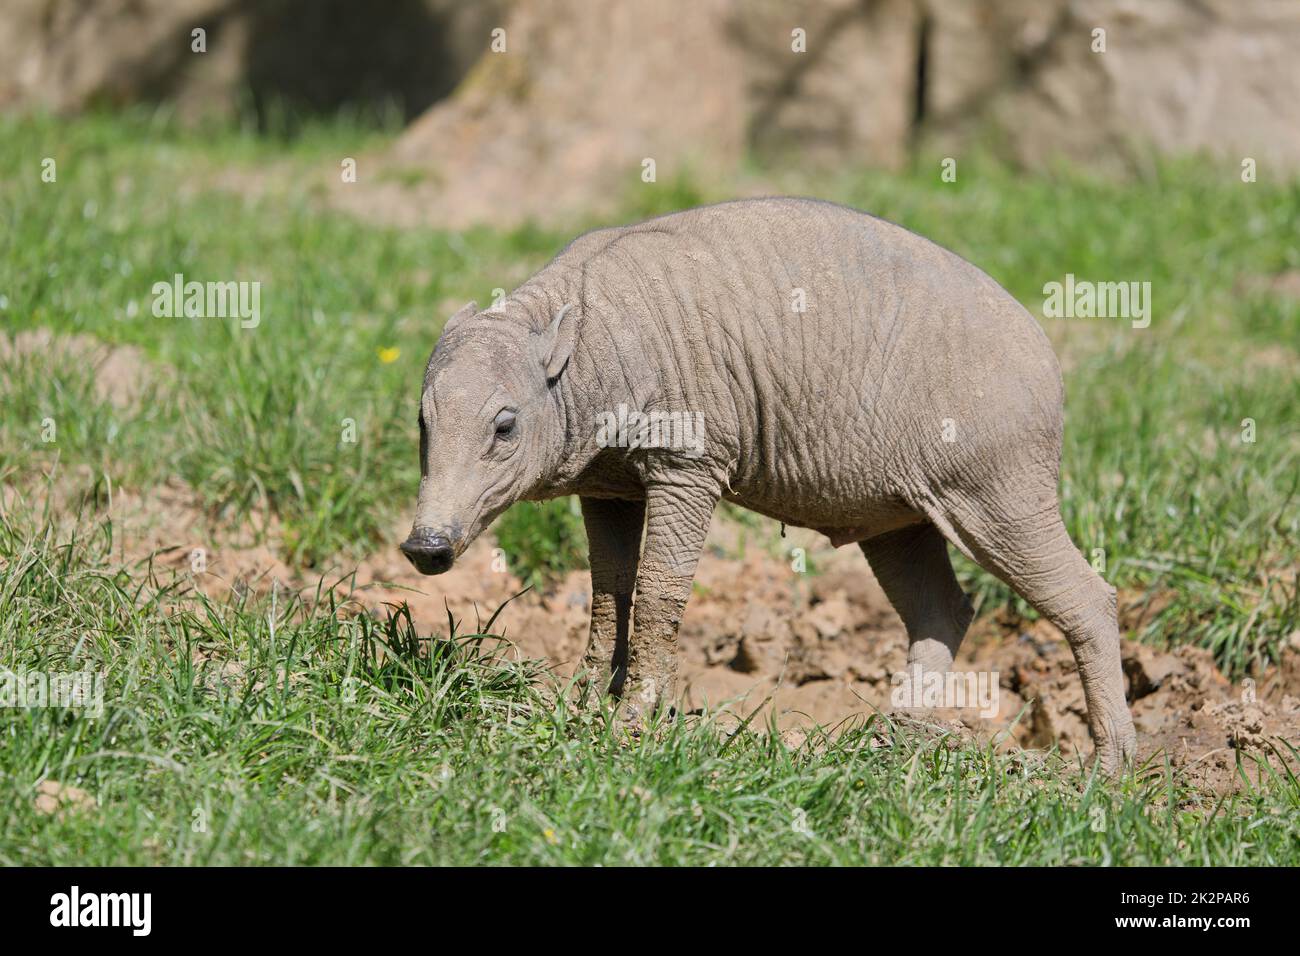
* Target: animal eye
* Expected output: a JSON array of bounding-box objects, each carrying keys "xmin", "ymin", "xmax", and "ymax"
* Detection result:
[{"xmin": 494, "ymin": 409, "xmax": 517, "ymax": 438}]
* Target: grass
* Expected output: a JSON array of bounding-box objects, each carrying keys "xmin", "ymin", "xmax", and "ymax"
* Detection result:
[
  {"xmin": 0, "ymin": 109, "xmax": 1297, "ymax": 864},
  {"xmin": 1, "ymin": 506, "xmax": 1297, "ymax": 865},
  {"xmin": 492, "ymin": 499, "xmax": 588, "ymax": 591}
]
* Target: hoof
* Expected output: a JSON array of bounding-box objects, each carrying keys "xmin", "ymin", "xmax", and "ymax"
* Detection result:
[
  {"xmin": 611, "ymin": 676, "xmax": 680, "ymax": 739},
  {"xmin": 1093, "ymin": 722, "xmax": 1138, "ymax": 775}
]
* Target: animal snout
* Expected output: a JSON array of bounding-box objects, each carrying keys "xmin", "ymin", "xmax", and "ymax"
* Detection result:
[{"xmin": 400, "ymin": 528, "xmax": 455, "ymax": 575}]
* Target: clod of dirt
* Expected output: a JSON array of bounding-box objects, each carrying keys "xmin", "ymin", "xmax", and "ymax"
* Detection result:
[
  {"xmin": 739, "ymin": 603, "xmax": 790, "ymax": 644},
  {"xmin": 1025, "ymin": 689, "xmax": 1091, "ymax": 753},
  {"xmin": 1123, "ymin": 642, "xmax": 1187, "ymax": 699},
  {"xmin": 1205, "ymin": 701, "xmax": 1269, "ymax": 751},
  {"xmin": 806, "ymin": 596, "xmax": 854, "ymax": 640},
  {"xmin": 785, "ymin": 644, "xmax": 843, "ymax": 686},
  {"xmin": 34, "ymin": 780, "xmax": 96, "ymax": 817},
  {"xmin": 728, "ymin": 636, "xmax": 766, "ymax": 674}
]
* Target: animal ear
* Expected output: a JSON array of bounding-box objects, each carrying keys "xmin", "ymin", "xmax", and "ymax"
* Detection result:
[
  {"xmin": 441, "ymin": 301, "xmax": 477, "ymax": 337},
  {"xmin": 539, "ymin": 303, "xmax": 577, "ymax": 381}
]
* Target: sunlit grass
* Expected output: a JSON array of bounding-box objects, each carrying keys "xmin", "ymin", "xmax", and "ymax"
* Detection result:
[
  {"xmin": 1, "ymin": 505, "xmax": 1297, "ymax": 865},
  {"xmin": 0, "ymin": 110, "xmax": 1297, "ymax": 863}
]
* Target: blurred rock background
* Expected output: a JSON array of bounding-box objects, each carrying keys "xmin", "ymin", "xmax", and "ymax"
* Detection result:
[{"xmin": 3, "ymin": 0, "xmax": 1296, "ymax": 226}]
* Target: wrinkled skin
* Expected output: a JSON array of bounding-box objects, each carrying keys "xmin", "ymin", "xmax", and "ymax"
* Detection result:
[{"xmin": 403, "ymin": 198, "xmax": 1137, "ymax": 771}]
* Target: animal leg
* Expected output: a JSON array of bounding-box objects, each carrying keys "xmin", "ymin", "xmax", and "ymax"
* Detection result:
[
  {"xmin": 859, "ymin": 522, "xmax": 974, "ymax": 673},
  {"xmin": 620, "ymin": 480, "xmax": 717, "ymax": 725},
  {"xmin": 579, "ymin": 496, "xmax": 644, "ymax": 695},
  {"xmin": 930, "ymin": 480, "xmax": 1136, "ymax": 772}
]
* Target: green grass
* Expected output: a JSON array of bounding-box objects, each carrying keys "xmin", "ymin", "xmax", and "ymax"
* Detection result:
[
  {"xmin": 2, "ymin": 507, "xmax": 1297, "ymax": 865},
  {"xmin": 492, "ymin": 498, "xmax": 588, "ymax": 591},
  {"xmin": 0, "ymin": 109, "xmax": 1297, "ymax": 863}
]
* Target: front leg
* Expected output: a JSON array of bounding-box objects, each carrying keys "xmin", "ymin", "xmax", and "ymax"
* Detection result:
[
  {"xmin": 620, "ymin": 480, "xmax": 718, "ymax": 725},
  {"xmin": 579, "ymin": 496, "xmax": 644, "ymax": 695}
]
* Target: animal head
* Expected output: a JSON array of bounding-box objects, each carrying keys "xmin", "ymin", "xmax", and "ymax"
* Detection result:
[{"xmin": 400, "ymin": 300, "xmax": 577, "ymax": 574}]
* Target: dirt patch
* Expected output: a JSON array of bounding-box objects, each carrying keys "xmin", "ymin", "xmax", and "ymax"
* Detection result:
[
  {"xmin": 1240, "ymin": 269, "xmax": 1300, "ymax": 302},
  {"xmin": 75, "ymin": 484, "xmax": 1300, "ymax": 794},
  {"xmin": 1, "ymin": 474, "xmax": 293, "ymax": 605},
  {"xmin": 347, "ymin": 520, "xmax": 592, "ymax": 665},
  {"xmin": 338, "ymin": 518, "xmax": 1300, "ymax": 792},
  {"xmin": 0, "ymin": 329, "xmax": 155, "ymax": 409},
  {"xmin": 34, "ymin": 780, "xmax": 96, "ymax": 817},
  {"xmin": 104, "ymin": 481, "xmax": 294, "ymax": 597}
]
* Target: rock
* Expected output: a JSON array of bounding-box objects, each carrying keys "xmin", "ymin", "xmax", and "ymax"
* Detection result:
[
  {"xmin": 344, "ymin": 0, "xmax": 920, "ymax": 228},
  {"xmin": 359, "ymin": 0, "xmax": 1300, "ymax": 227},
  {"xmin": 8, "ymin": 0, "xmax": 1300, "ymax": 230},
  {"xmin": 0, "ymin": 0, "xmax": 496, "ymax": 121},
  {"xmin": 372, "ymin": 0, "xmax": 752, "ymax": 228},
  {"xmin": 977, "ymin": 0, "xmax": 1300, "ymax": 174}
]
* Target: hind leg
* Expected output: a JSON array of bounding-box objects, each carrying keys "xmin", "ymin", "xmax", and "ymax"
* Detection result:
[
  {"xmin": 859, "ymin": 523, "xmax": 974, "ymax": 673},
  {"xmin": 930, "ymin": 480, "xmax": 1136, "ymax": 771}
]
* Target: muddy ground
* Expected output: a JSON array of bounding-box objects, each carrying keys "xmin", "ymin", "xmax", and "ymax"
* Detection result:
[{"xmin": 45, "ymin": 476, "xmax": 1298, "ymax": 798}]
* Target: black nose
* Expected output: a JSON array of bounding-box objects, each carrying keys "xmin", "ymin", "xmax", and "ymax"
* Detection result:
[{"xmin": 400, "ymin": 529, "xmax": 454, "ymax": 575}]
